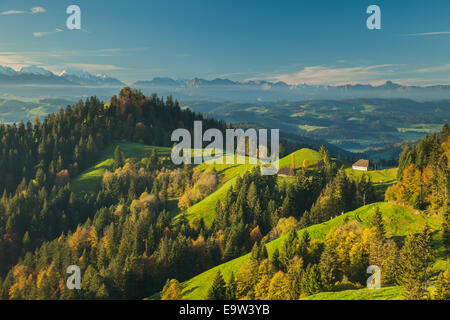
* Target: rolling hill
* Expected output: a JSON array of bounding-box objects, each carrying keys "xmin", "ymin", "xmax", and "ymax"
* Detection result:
[
  {"xmin": 345, "ymin": 167, "xmax": 398, "ymax": 197},
  {"xmin": 157, "ymin": 202, "xmax": 445, "ymax": 300},
  {"xmin": 71, "ymin": 142, "xmax": 171, "ymax": 194},
  {"xmin": 70, "ymin": 142, "xmax": 421, "ymax": 301},
  {"xmin": 71, "ymin": 142, "xmax": 396, "ymax": 232},
  {"xmin": 278, "ymin": 148, "xmax": 321, "ymax": 169},
  {"xmin": 173, "ymin": 148, "xmax": 321, "ymax": 227}
]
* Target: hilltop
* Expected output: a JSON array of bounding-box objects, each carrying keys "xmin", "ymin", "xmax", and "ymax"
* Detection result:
[{"xmin": 173, "ymin": 148, "xmax": 322, "ymax": 227}]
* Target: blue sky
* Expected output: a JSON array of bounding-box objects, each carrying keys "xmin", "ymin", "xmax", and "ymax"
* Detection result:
[{"xmin": 0, "ymin": 0, "xmax": 450, "ymax": 85}]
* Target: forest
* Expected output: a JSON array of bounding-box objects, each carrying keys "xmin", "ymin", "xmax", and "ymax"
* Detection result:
[{"xmin": 0, "ymin": 88, "xmax": 448, "ymax": 300}]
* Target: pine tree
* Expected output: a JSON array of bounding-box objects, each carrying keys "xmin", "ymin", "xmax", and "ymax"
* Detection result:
[
  {"xmin": 434, "ymin": 270, "xmax": 450, "ymax": 300},
  {"xmin": 397, "ymin": 233, "xmax": 430, "ymax": 300},
  {"xmin": 22, "ymin": 232, "xmax": 31, "ymax": 252},
  {"xmin": 306, "ymin": 264, "xmax": 323, "ymax": 295},
  {"xmin": 127, "ymin": 180, "xmax": 137, "ymax": 202},
  {"xmin": 287, "ymin": 256, "xmax": 304, "ymax": 299},
  {"xmin": 246, "ymin": 182, "xmax": 258, "ymax": 210},
  {"xmin": 226, "ymin": 272, "xmax": 237, "ymax": 300},
  {"xmin": 282, "ymin": 230, "xmax": 298, "ymax": 262},
  {"xmin": 417, "ymin": 224, "xmax": 434, "ymax": 298},
  {"xmin": 250, "ymin": 243, "xmax": 260, "ymax": 261},
  {"xmin": 271, "ymin": 248, "xmax": 282, "ymax": 271},
  {"xmin": 113, "ymin": 146, "xmax": 125, "ymax": 170},
  {"xmin": 319, "ymin": 248, "xmax": 338, "ymax": 290},
  {"xmin": 150, "ymin": 149, "xmax": 159, "ymax": 168},
  {"xmin": 235, "ymin": 260, "xmax": 259, "ymax": 299},
  {"xmin": 319, "ymin": 146, "xmax": 330, "ymax": 168},
  {"xmin": 223, "ymin": 230, "xmax": 240, "ymax": 262},
  {"xmin": 379, "ymin": 240, "xmax": 399, "ymax": 285},
  {"xmin": 259, "ymin": 239, "xmax": 269, "ymax": 261},
  {"xmin": 301, "ymin": 229, "xmax": 311, "ymax": 244},
  {"xmin": 443, "ymin": 209, "xmax": 450, "ymax": 258},
  {"xmin": 254, "ymin": 259, "xmax": 273, "ymax": 300},
  {"xmin": 397, "ymin": 143, "xmax": 413, "ymax": 180},
  {"xmin": 372, "ymin": 207, "xmax": 385, "ymax": 239},
  {"xmin": 207, "ymin": 271, "xmax": 227, "ymax": 300}
]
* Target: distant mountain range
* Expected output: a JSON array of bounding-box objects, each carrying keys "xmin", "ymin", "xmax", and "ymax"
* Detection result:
[
  {"xmin": 133, "ymin": 77, "xmax": 292, "ymax": 88},
  {"xmin": 2, "ymin": 65, "xmax": 450, "ymax": 101},
  {"xmin": 134, "ymin": 77, "xmax": 450, "ymax": 91},
  {"xmin": 0, "ymin": 65, "xmax": 125, "ymax": 86},
  {"xmin": 132, "ymin": 78, "xmax": 450, "ymax": 101}
]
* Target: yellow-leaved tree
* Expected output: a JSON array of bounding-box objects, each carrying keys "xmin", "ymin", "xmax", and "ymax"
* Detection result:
[{"xmin": 161, "ymin": 279, "xmax": 183, "ymax": 300}]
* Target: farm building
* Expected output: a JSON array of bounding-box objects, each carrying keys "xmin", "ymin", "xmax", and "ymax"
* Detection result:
[
  {"xmin": 352, "ymin": 159, "xmax": 371, "ymax": 171},
  {"xmin": 278, "ymin": 153, "xmax": 296, "ymax": 177},
  {"xmin": 278, "ymin": 167, "xmax": 295, "ymax": 176}
]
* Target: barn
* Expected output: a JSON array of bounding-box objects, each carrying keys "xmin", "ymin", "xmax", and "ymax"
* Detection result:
[{"xmin": 352, "ymin": 159, "xmax": 370, "ymax": 171}]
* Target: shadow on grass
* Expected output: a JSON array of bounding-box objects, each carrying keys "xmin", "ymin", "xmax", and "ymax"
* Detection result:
[{"xmin": 182, "ymin": 286, "xmax": 200, "ymax": 297}]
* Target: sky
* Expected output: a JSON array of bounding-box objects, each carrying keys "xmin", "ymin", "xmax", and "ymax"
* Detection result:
[{"xmin": 0, "ymin": 0, "xmax": 450, "ymax": 85}]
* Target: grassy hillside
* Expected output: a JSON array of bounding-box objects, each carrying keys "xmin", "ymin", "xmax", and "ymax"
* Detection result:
[
  {"xmin": 345, "ymin": 167, "xmax": 398, "ymax": 197},
  {"xmin": 71, "ymin": 144, "xmax": 321, "ymax": 227},
  {"xmin": 180, "ymin": 177, "xmax": 237, "ymax": 227},
  {"xmin": 278, "ymin": 148, "xmax": 321, "ymax": 169},
  {"xmin": 302, "ymin": 280, "xmax": 443, "ymax": 300},
  {"xmin": 71, "ymin": 142, "xmax": 171, "ymax": 194},
  {"xmin": 345, "ymin": 167, "xmax": 398, "ymax": 186},
  {"xmin": 174, "ymin": 148, "xmax": 321, "ymax": 227},
  {"xmin": 164, "ymin": 202, "xmax": 443, "ymax": 300},
  {"xmin": 302, "ymin": 285, "xmax": 401, "ymax": 300}
]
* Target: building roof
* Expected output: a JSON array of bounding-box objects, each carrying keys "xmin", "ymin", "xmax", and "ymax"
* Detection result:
[
  {"xmin": 278, "ymin": 167, "xmax": 294, "ymax": 176},
  {"xmin": 352, "ymin": 159, "xmax": 369, "ymax": 168}
]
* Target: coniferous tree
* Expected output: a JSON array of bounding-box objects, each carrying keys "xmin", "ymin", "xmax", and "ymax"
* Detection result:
[
  {"xmin": 434, "ymin": 270, "xmax": 450, "ymax": 300},
  {"xmin": 417, "ymin": 224, "xmax": 434, "ymax": 297},
  {"xmin": 271, "ymin": 248, "xmax": 282, "ymax": 271},
  {"xmin": 286, "ymin": 256, "xmax": 304, "ymax": 299},
  {"xmin": 397, "ymin": 143, "xmax": 413, "ymax": 180},
  {"xmin": 150, "ymin": 149, "xmax": 159, "ymax": 169},
  {"xmin": 305, "ymin": 264, "xmax": 323, "ymax": 295},
  {"xmin": 319, "ymin": 248, "xmax": 338, "ymax": 291},
  {"xmin": 443, "ymin": 209, "xmax": 450, "ymax": 258},
  {"xmin": 372, "ymin": 207, "xmax": 385, "ymax": 239},
  {"xmin": 207, "ymin": 271, "xmax": 227, "ymax": 300},
  {"xmin": 113, "ymin": 146, "xmax": 125, "ymax": 170},
  {"xmin": 397, "ymin": 232, "xmax": 431, "ymax": 300},
  {"xmin": 225, "ymin": 272, "xmax": 237, "ymax": 300}
]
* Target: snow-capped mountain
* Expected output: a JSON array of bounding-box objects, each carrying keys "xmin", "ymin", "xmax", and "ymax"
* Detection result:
[
  {"xmin": 0, "ymin": 65, "xmax": 18, "ymax": 76},
  {"xmin": 1, "ymin": 64, "xmax": 450, "ymax": 101},
  {"xmin": 59, "ymin": 68, "xmax": 125, "ymax": 86},
  {"xmin": 19, "ymin": 66, "xmax": 53, "ymax": 76},
  {"xmin": 0, "ymin": 65, "xmax": 125, "ymax": 86}
]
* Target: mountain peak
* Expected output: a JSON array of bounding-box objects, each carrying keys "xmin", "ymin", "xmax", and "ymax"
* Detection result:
[
  {"xmin": 0, "ymin": 65, "xmax": 18, "ymax": 75},
  {"xmin": 19, "ymin": 65, "xmax": 53, "ymax": 76},
  {"xmin": 60, "ymin": 68, "xmax": 125, "ymax": 86},
  {"xmin": 379, "ymin": 80, "xmax": 402, "ymax": 89},
  {"xmin": 60, "ymin": 68, "xmax": 94, "ymax": 79}
]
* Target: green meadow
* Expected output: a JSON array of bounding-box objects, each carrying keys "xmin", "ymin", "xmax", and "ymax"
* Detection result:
[
  {"xmin": 71, "ymin": 142, "xmax": 171, "ymax": 194},
  {"xmin": 157, "ymin": 202, "xmax": 443, "ymax": 300}
]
